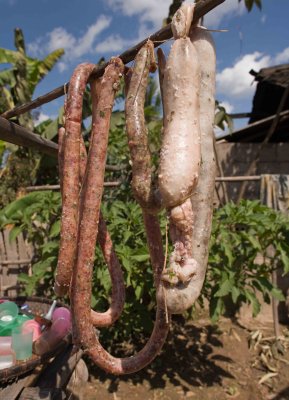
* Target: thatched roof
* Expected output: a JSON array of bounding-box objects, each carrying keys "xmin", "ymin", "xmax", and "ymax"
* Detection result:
[{"xmin": 219, "ymin": 64, "xmax": 289, "ymax": 143}]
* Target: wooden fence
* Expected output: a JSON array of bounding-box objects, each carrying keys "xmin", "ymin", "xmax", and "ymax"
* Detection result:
[{"xmin": 0, "ymin": 228, "xmax": 33, "ymax": 296}]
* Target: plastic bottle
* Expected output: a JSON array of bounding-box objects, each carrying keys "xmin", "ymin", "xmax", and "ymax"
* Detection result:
[
  {"xmin": 33, "ymin": 309, "xmax": 71, "ymax": 356},
  {"xmin": 0, "ymin": 336, "xmax": 12, "ymax": 352},
  {"xmin": 21, "ymin": 319, "xmax": 42, "ymax": 342},
  {"xmin": 0, "ymin": 349, "xmax": 15, "ymax": 370},
  {"xmin": 52, "ymin": 307, "xmax": 71, "ymax": 323}
]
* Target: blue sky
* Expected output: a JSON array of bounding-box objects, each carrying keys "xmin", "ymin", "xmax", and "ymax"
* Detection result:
[{"xmin": 1, "ymin": 0, "xmax": 289, "ymax": 132}]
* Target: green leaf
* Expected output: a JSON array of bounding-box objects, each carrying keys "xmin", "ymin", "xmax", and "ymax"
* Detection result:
[
  {"xmin": 214, "ymin": 110, "xmax": 225, "ymax": 127},
  {"xmin": 0, "ymin": 48, "xmax": 20, "ymax": 64},
  {"xmin": 245, "ymin": 0, "xmax": 254, "ymax": 11},
  {"xmin": 231, "ymin": 286, "xmax": 240, "ymax": 304},
  {"xmin": 131, "ymin": 254, "xmax": 150, "ymax": 262},
  {"xmin": 210, "ymin": 296, "xmax": 224, "ymax": 323},
  {"xmin": 271, "ymin": 288, "xmax": 285, "ymax": 302},
  {"xmin": 50, "ymin": 220, "xmax": 61, "ymax": 238},
  {"xmin": 277, "ymin": 244, "xmax": 289, "ymax": 274},
  {"xmin": 135, "ymin": 285, "xmax": 143, "ymax": 300},
  {"xmin": 9, "ymin": 225, "xmax": 23, "ymax": 242},
  {"xmin": 247, "ymin": 235, "xmax": 261, "ymax": 250},
  {"xmin": 244, "ymin": 290, "xmax": 261, "ymax": 317},
  {"xmin": 215, "ymin": 278, "xmax": 233, "ymax": 297}
]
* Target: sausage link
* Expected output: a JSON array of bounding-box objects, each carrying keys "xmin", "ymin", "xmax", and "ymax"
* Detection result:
[
  {"xmin": 85, "ymin": 212, "xmax": 169, "ymax": 375},
  {"xmin": 158, "ymin": 4, "xmax": 200, "ymax": 208},
  {"xmin": 125, "ymin": 40, "xmax": 162, "ymax": 214},
  {"xmin": 161, "ymin": 19, "xmax": 216, "ymax": 314},
  {"xmin": 56, "ymin": 63, "xmax": 125, "ymax": 326},
  {"xmin": 70, "ymin": 58, "xmax": 124, "ymax": 343},
  {"xmin": 55, "ymin": 63, "xmax": 96, "ymax": 297}
]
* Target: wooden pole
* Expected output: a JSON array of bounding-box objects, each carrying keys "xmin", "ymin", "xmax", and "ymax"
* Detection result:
[
  {"xmin": 25, "ymin": 182, "xmax": 121, "ymax": 191},
  {"xmin": 1, "ymin": 0, "xmax": 225, "ymax": 120},
  {"xmin": 215, "ymin": 175, "xmax": 260, "ymax": 182},
  {"xmin": 0, "ymin": 116, "xmax": 126, "ymax": 171},
  {"xmin": 213, "ymin": 138, "xmax": 229, "ymax": 204},
  {"xmin": 0, "ymin": 116, "xmax": 58, "ymax": 157}
]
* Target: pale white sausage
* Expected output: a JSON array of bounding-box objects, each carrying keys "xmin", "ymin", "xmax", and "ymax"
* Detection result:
[{"xmin": 158, "ymin": 4, "xmax": 201, "ymax": 208}]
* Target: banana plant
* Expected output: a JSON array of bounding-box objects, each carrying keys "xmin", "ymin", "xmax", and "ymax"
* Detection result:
[
  {"xmin": 0, "ymin": 28, "xmax": 64, "ymax": 129},
  {"xmin": 0, "ymin": 28, "xmax": 64, "ymax": 207}
]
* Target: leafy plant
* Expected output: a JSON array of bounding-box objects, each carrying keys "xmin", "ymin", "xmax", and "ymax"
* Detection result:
[
  {"xmin": 205, "ymin": 200, "xmax": 289, "ymax": 322},
  {"xmin": 0, "ymin": 191, "xmax": 61, "ymax": 296},
  {"xmin": 1, "ymin": 192, "xmax": 289, "ymax": 344},
  {"xmin": 215, "ymin": 101, "xmax": 234, "ymax": 133},
  {"xmin": 0, "ymin": 29, "xmax": 64, "ymax": 207},
  {"xmin": 239, "ymin": 0, "xmax": 262, "ymax": 12}
]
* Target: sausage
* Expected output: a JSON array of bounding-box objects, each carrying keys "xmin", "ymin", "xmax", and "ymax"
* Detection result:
[
  {"xmin": 162, "ymin": 20, "xmax": 216, "ymax": 314},
  {"xmin": 83, "ymin": 211, "xmax": 170, "ymax": 375},
  {"xmin": 56, "ymin": 63, "xmax": 125, "ymax": 326},
  {"xmin": 125, "ymin": 40, "xmax": 162, "ymax": 214},
  {"xmin": 70, "ymin": 55, "xmax": 170, "ymax": 375},
  {"xmin": 70, "ymin": 58, "xmax": 125, "ymax": 343},
  {"xmin": 158, "ymin": 3, "xmax": 200, "ymax": 208},
  {"xmin": 55, "ymin": 63, "xmax": 96, "ymax": 297}
]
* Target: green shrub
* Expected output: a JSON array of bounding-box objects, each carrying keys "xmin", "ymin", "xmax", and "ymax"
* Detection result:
[{"xmin": 1, "ymin": 195, "xmax": 288, "ymax": 342}]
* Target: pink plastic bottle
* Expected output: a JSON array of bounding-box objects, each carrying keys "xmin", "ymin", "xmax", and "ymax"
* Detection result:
[
  {"xmin": 0, "ymin": 347, "xmax": 15, "ymax": 370},
  {"xmin": 0, "ymin": 336, "xmax": 12, "ymax": 352},
  {"xmin": 52, "ymin": 307, "xmax": 71, "ymax": 323},
  {"xmin": 21, "ymin": 320, "xmax": 42, "ymax": 342},
  {"xmin": 33, "ymin": 308, "xmax": 71, "ymax": 356}
]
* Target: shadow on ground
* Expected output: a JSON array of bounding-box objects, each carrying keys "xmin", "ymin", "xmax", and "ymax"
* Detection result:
[
  {"xmin": 271, "ymin": 386, "xmax": 289, "ymax": 400},
  {"xmin": 86, "ymin": 318, "xmax": 234, "ymax": 396}
]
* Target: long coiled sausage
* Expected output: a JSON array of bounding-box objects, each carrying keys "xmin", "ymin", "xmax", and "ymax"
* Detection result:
[
  {"xmin": 70, "ymin": 58, "xmax": 125, "ymax": 343},
  {"xmin": 70, "ymin": 57, "xmax": 170, "ymax": 374},
  {"xmin": 56, "ymin": 62, "xmax": 125, "ymax": 327}
]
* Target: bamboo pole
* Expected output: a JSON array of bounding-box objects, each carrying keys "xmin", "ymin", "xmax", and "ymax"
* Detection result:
[
  {"xmin": 215, "ymin": 175, "xmax": 260, "ymax": 182},
  {"xmin": 23, "ymin": 176, "xmax": 261, "ymax": 191},
  {"xmin": 213, "ymin": 138, "xmax": 229, "ymax": 204},
  {"xmin": 0, "ymin": 116, "xmax": 126, "ymax": 171},
  {"xmin": 0, "ymin": 116, "xmax": 58, "ymax": 157},
  {"xmin": 25, "ymin": 182, "xmax": 121, "ymax": 191},
  {"xmin": 1, "ymin": 0, "xmax": 225, "ymax": 120}
]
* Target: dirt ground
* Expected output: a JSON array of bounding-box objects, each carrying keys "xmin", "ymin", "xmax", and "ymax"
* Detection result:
[{"xmin": 71, "ymin": 313, "xmax": 289, "ymax": 400}]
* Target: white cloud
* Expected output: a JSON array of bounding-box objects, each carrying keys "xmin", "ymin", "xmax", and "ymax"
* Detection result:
[
  {"xmin": 205, "ymin": 0, "xmax": 245, "ymax": 28},
  {"xmin": 217, "ymin": 52, "xmax": 271, "ymax": 98},
  {"xmin": 95, "ymin": 34, "xmax": 132, "ymax": 54},
  {"xmin": 106, "ymin": 0, "xmax": 245, "ymax": 30},
  {"xmin": 33, "ymin": 112, "xmax": 51, "ymax": 125},
  {"xmin": 57, "ymin": 61, "xmax": 68, "ymax": 73},
  {"xmin": 106, "ymin": 0, "xmax": 169, "ymax": 29},
  {"xmin": 102, "ymin": 0, "xmax": 247, "ymax": 56},
  {"xmin": 28, "ymin": 15, "xmax": 111, "ymax": 71},
  {"xmin": 217, "ymin": 45, "xmax": 289, "ymax": 100},
  {"xmin": 274, "ymin": 47, "xmax": 289, "ymax": 64},
  {"xmin": 219, "ymin": 101, "xmax": 234, "ymax": 114},
  {"xmin": 46, "ymin": 28, "xmax": 76, "ymax": 54}
]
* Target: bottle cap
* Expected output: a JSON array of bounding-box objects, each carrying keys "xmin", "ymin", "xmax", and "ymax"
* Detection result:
[{"xmin": 0, "ymin": 302, "xmax": 18, "ymax": 327}]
